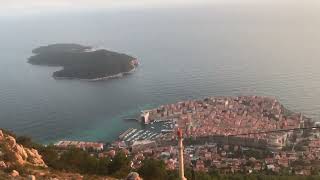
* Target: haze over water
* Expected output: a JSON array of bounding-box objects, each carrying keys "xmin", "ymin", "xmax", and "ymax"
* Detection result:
[{"xmin": 0, "ymin": 2, "xmax": 320, "ymax": 143}]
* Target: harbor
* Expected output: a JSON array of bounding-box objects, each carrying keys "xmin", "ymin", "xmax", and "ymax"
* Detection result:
[{"xmin": 118, "ymin": 120, "xmax": 175, "ymax": 143}]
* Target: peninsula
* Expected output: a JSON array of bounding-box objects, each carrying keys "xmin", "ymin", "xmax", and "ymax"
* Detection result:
[
  {"xmin": 132, "ymin": 96, "xmax": 313, "ymax": 150},
  {"xmin": 28, "ymin": 44, "xmax": 139, "ymax": 80}
]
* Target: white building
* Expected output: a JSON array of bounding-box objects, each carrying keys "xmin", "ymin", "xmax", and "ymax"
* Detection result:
[{"xmin": 141, "ymin": 111, "xmax": 150, "ymax": 124}]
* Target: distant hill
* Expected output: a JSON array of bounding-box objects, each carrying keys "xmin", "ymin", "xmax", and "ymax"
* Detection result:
[{"xmin": 28, "ymin": 44, "xmax": 138, "ymax": 80}]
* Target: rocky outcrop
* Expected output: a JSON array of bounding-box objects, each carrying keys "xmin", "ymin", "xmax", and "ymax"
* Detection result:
[
  {"xmin": 25, "ymin": 148, "xmax": 46, "ymax": 166},
  {"xmin": 0, "ymin": 130, "xmax": 3, "ymax": 140},
  {"xmin": 0, "ymin": 130, "xmax": 47, "ymax": 168},
  {"xmin": 11, "ymin": 170, "xmax": 19, "ymax": 177},
  {"xmin": 0, "ymin": 130, "xmax": 116, "ymax": 179},
  {"xmin": 0, "ymin": 161, "xmax": 7, "ymax": 169},
  {"xmin": 28, "ymin": 175, "xmax": 36, "ymax": 180}
]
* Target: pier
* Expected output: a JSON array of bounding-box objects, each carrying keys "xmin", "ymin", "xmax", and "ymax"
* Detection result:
[{"xmin": 119, "ymin": 128, "xmax": 134, "ymax": 140}]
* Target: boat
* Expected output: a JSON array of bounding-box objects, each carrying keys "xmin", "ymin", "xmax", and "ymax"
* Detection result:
[{"xmin": 161, "ymin": 129, "xmax": 174, "ymax": 133}]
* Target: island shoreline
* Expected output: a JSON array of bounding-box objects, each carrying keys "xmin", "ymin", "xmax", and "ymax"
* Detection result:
[{"xmin": 52, "ymin": 64, "xmax": 137, "ymax": 81}]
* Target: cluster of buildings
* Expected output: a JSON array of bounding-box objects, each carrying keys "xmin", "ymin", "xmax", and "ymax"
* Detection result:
[
  {"xmin": 145, "ymin": 96, "xmax": 306, "ymax": 149},
  {"xmin": 127, "ymin": 140, "xmax": 320, "ymax": 176},
  {"xmin": 54, "ymin": 140, "xmax": 104, "ymax": 151},
  {"xmin": 54, "ymin": 96, "xmax": 320, "ymax": 176},
  {"xmin": 52, "ymin": 126, "xmax": 320, "ymax": 176}
]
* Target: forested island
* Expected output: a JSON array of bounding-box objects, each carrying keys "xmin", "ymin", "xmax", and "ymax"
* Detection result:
[{"xmin": 28, "ymin": 44, "xmax": 139, "ymax": 80}]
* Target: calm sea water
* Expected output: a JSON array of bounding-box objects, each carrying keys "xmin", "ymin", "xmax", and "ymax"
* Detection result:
[{"xmin": 0, "ymin": 3, "xmax": 320, "ymax": 143}]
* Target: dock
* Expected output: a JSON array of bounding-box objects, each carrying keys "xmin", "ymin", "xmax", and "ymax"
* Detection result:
[
  {"xmin": 118, "ymin": 128, "xmax": 161, "ymax": 143},
  {"xmin": 119, "ymin": 128, "xmax": 134, "ymax": 140}
]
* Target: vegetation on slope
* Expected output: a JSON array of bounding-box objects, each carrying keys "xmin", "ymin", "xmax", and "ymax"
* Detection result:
[{"xmin": 3, "ymin": 129, "xmax": 320, "ymax": 180}]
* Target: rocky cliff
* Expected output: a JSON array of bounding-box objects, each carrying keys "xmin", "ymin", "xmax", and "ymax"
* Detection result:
[
  {"xmin": 0, "ymin": 130, "xmax": 115, "ymax": 179},
  {"xmin": 0, "ymin": 130, "xmax": 47, "ymax": 169}
]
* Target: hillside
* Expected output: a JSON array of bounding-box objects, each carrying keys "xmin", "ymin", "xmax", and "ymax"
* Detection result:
[
  {"xmin": 1, "ymin": 129, "xmax": 320, "ymax": 179},
  {"xmin": 0, "ymin": 130, "xmax": 115, "ymax": 179}
]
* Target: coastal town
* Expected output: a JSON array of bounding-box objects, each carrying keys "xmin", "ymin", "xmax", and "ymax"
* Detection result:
[{"xmin": 54, "ymin": 96, "xmax": 320, "ymax": 176}]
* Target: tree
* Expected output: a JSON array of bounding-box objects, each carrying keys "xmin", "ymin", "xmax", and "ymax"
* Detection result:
[
  {"xmin": 108, "ymin": 151, "xmax": 131, "ymax": 178},
  {"xmin": 167, "ymin": 170, "xmax": 179, "ymax": 180},
  {"xmin": 138, "ymin": 158, "xmax": 168, "ymax": 180},
  {"xmin": 58, "ymin": 147, "xmax": 100, "ymax": 174},
  {"xmin": 97, "ymin": 157, "xmax": 111, "ymax": 175},
  {"xmin": 194, "ymin": 171, "xmax": 213, "ymax": 180},
  {"xmin": 37, "ymin": 144, "xmax": 60, "ymax": 169},
  {"xmin": 16, "ymin": 136, "xmax": 33, "ymax": 148}
]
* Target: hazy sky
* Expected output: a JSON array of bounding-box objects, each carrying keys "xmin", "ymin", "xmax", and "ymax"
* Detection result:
[
  {"xmin": 0, "ymin": 0, "xmax": 319, "ymax": 17},
  {"xmin": 2, "ymin": 0, "xmax": 211, "ymax": 14}
]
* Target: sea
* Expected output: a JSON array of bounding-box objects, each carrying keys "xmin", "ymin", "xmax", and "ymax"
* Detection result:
[{"xmin": 0, "ymin": 2, "xmax": 320, "ymax": 144}]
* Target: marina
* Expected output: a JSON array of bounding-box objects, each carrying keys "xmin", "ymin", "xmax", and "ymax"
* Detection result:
[
  {"xmin": 120, "ymin": 128, "xmax": 160, "ymax": 143},
  {"xmin": 118, "ymin": 119, "xmax": 175, "ymax": 143}
]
